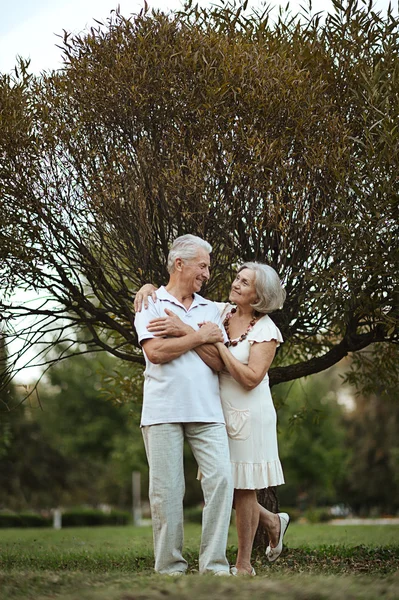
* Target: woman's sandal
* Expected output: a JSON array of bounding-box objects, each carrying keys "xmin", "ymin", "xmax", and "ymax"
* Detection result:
[
  {"xmin": 266, "ymin": 512, "xmax": 290, "ymax": 563},
  {"xmin": 230, "ymin": 566, "xmax": 256, "ymax": 576}
]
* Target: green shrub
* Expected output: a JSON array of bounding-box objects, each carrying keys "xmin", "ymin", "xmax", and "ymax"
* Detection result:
[
  {"xmin": 0, "ymin": 513, "xmax": 22, "ymax": 528},
  {"xmin": 61, "ymin": 508, "xmax": 131, "ymax": 527},
  {"xmin": 0, "ymin": 509, "xmax": 131, "ymax": 528},
  {"xmin": 279, "ymin": 507, "xmax": 301, "ymax": 523},
  {"xmin": 304, "ymin": 507, "xmax": 331, "ymax": 523},
  {"xmin": 20, "ymin": 513, "xmax": 51, "ymax": 527},
  {"xmin": 0, "ymin": 512, "xmax": 50, "ymax": 528},
  {"xmin": 184, "ymin": 506, "xmax": 203, "ymax": 524}
]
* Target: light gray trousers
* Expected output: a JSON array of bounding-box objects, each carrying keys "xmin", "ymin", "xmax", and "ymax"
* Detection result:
[{"xmin": 142, "ymin": 422, "xmax": 233, "ymax": 574}]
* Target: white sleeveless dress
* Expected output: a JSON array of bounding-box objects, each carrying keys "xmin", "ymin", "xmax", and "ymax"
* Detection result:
[{"xmin": 218, "ymin": 303, "xmax": 285, "ymax": 490}]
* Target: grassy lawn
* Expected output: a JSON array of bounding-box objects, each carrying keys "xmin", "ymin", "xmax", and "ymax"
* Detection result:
[{"xmin": 1, "ymin": 524, "xmax": 398, "ymax": 599}]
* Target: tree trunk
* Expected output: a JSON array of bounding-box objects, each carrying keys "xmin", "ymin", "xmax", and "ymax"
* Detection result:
[{"xmin": 253, "ymin": 487, "xmax": 279, "ymax": 552}]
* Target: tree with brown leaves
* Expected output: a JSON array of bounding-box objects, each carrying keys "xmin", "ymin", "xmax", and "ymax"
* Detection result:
[
  {"xmin": 1, "ymin": 1, "xmax": 397, "ymax": 394},
  {"xmin": 1, "ymin": 0, "xmax": 398, "ymax": 546}
]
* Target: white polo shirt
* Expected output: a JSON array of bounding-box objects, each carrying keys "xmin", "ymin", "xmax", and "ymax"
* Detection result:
[{"xmin": 134, "ymin": 286, "xmax": 228, "ymax": 427}]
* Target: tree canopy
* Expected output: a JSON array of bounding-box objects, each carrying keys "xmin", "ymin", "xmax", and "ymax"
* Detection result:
[{"xmin": 0, "ymin": 0, "xmax": 398, "ymax": 394}]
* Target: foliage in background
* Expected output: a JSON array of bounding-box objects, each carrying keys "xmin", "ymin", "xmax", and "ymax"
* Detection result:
[
  {"xmin": 0, "ymin": 0, "xmax": 398, "ymax": 396},
  {"xmin": 0, "ymin": 508, "xmax": 131, "ymax": 528},
  {"xmin": 0, "ymin": 349, "xmax": 147, "ymax": 511},
  {"xmin": 2, "ymin": 343, "xmax": 398, "ymax": 515},
  {"xmin": 342, "ymin": 386, "xmax": 399, "ymax": 515},
  {"xmin": 0, "ymin": 339, "xmax": 73, "ymax": 509},
  {"xmin": 275, "ymin": 370, "xmax": 350, "ymax": 509}
]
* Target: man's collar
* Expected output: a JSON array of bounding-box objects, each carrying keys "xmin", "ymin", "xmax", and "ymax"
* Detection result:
[{"xmin": 158, "ymin": 286, "xmax": 209, "ymax": 309}]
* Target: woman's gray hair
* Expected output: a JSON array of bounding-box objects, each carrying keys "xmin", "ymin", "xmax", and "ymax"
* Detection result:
[
  {"xmin": 167, "ymin": 234, "xmax": 212, "ymax": 273},
  {"xmin": 238, "ymin": 262, "xmax": 286, "ymax": 314}
]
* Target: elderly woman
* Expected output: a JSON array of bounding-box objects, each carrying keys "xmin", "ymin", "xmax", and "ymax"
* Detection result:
[{"xmin": 135, "ymin": 262, "xmax": 289, "ymax": 576}]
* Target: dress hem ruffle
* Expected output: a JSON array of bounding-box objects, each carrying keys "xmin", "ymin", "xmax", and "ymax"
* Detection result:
[
  {"xmin": 197, "ymin": 459, "xmax": 285, "ymax": 490},
  {"xmin": 231, "ymin": 459, "xmax": 285, "ymax": 490}
]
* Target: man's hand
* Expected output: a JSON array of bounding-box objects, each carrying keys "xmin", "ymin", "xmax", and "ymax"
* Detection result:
[
  {"xmin": 197, "ymin": 321, "xmax": 224, "ymax": 344},
  {"xmin": 147, "ymin": 309, "xmax": 192, "ymax": 337},
  {"xmin": 142, "ymin": 321, "xmax": 223, "ymax": 365},
  {"xmin": 134, "ymin": 284, "xmax": 157, "ymax": 312}
]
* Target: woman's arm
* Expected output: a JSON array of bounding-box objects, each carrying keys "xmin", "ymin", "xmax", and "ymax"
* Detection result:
[
  {"xmin": 215, "ymin": 341, "xmax": 277, "ymax": 390},
  {"xmin": 195, "ymin": 345, "xmax": 224, "ymax": 372}
]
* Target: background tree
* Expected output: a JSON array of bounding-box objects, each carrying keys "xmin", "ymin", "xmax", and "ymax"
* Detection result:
[
  {"xmin": 275, "ymin": 371, "xmax": 350, "ymax": 510},
  {"xmin": 340, "ymin": 344, "xmax": 399, "ymax": 515},
  {"xmin": 0, "ymin": 348, "xmax": 148, "ymax": 510},
  {"xmin": 1, "ymin": 0, "xmax": 397, "ymax": 393},
  {"xmin": 36, "ymin": 350, "xmax": 148, "ymax": 508},
  {"xmin": 0, "ymin": 335, "xmax": 73, "ymax": 509},
  {"xmin": 1, "ymin": 0, "xmax": 398, "ymax": 547},
  {"xmin": 342, "ymin": 389, "xmax": 399, "ymax": 516}
]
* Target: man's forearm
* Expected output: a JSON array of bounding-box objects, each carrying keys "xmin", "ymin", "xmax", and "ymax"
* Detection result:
[
  {"xmin": 171, "ymin": 324, "xmax": 224, "ymax": 371},
  {"xmin": 195, "ymin": 344, "xmax": 224, "ymax": 372},
  {"xmin": 156, "ymin": 321, "xmax": 224, "ymax": 370},
  {"xmin": 143, "ymin": 331, "xmax": 206, "ymax": 364}
]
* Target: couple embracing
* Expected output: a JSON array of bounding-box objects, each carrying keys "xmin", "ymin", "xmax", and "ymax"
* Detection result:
[{"xmin": 134, "ymin": 234, "xmax": 289, "ymax": 576}]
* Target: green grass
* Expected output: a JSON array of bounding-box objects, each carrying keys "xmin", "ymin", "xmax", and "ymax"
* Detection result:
[
  {"xmin": 283, "ymin": 523, "xmax": 399, "ymax": 548},
  {"xmin": 1, "ymin": 524, "xmax": 398, "ymax": 599},
  {"xmin": 2, "ymin": 571, "xmax": 399, "ymax": 600}
]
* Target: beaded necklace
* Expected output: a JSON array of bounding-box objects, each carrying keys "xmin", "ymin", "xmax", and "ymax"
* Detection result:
[{"xmin": 223, "ymin": 307, "xmax": 257, "ymax": 347}]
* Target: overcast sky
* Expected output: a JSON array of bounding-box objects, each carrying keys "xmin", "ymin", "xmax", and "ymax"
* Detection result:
[{"xmin": 1, "ymin": 0, "xmax": 397, "ymax": 74}]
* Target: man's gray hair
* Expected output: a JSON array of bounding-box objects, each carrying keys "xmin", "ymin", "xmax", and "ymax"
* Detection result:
[
  {"xmin": 238, "ymin": 262, "xmax": 286, "ymax": 314},
  {"xmin": 167, "ymin": 234, "xmax": 212, "ymax": 274}
]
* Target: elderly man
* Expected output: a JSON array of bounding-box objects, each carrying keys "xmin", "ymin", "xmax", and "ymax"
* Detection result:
[{"xmin": 134, "ymin": 234, "xmax": 233, "ymax": 576}]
